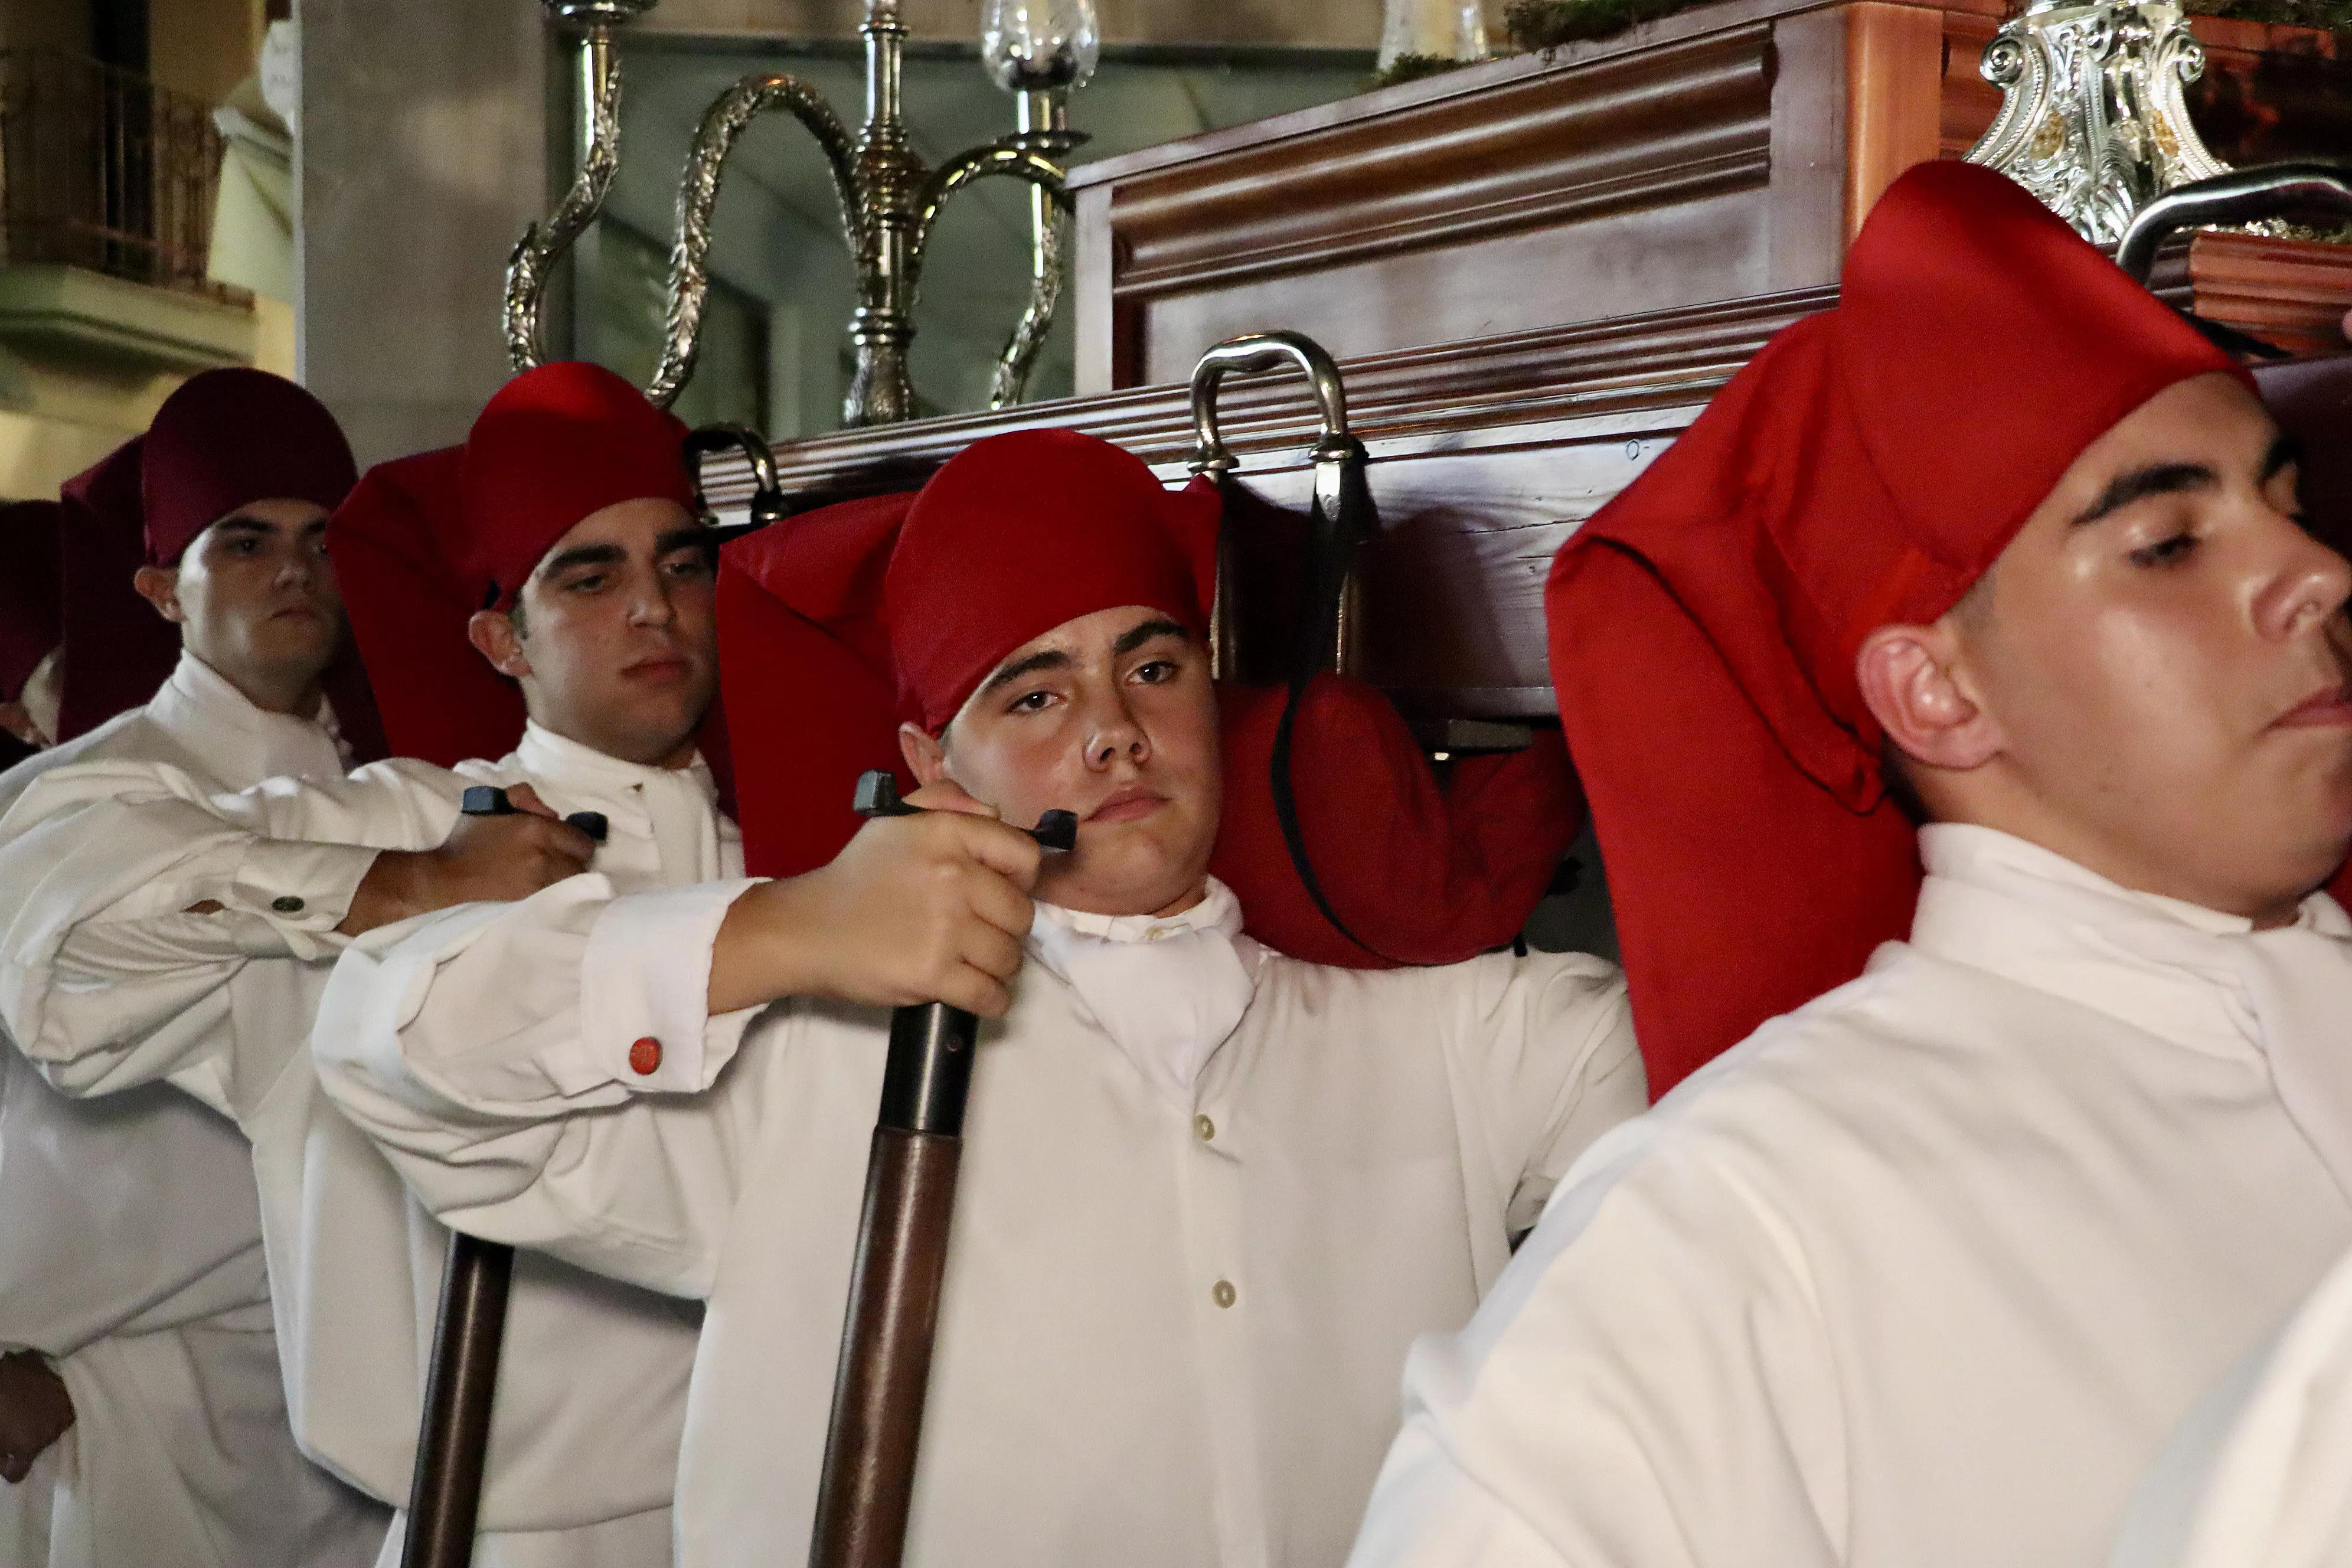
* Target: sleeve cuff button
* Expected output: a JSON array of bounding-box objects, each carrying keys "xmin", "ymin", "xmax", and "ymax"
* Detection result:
[
  {"xmin": 629, "ymin": 1037, "xmax": 664, "ymax": 1076},
  {"xmin": 270, "ymin": 896, "xmax": 305, "ymax": 914}
]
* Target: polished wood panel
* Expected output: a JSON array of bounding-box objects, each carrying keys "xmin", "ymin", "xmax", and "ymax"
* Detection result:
[
  {"xmin": 1070, "ymin": 0, "xmax": 2352, "ymax": 391},
  {"xmin": 715, "ymin": 289, "xmax": 1836, "ymax": 717},
  {"xmin": 2155, "ymin": 232, "xmax": 2352, "ymax": 357},
  {"xmin": 1843, "ymin": 2, "xmax": 1945, "ymax": 243},
  {"xmin": 1069, "ymin": 0, "xmax": 1830, "ymax": 391}
]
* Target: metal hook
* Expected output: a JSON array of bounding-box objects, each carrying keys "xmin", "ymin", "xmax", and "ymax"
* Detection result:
[
  {"xmin": 1184, "ymin": 331, "xmax": 1370, "ymax": 681},
  {"xmin": 2115, "ymin": 161, "xmax": 2352, "ymax": 285},
  {"xmin": 1187, "ymin": 331, "xmax": 1355, "ymax": 478},
  {"xmin": 682, "ymin": 423, "xmax": 789, "ymax": 531}
]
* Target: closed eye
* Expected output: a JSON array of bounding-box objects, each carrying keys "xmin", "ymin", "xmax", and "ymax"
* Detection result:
[{"xmin": 2129, "ymin": 533, "xmax": 2199, "ymax": 568}]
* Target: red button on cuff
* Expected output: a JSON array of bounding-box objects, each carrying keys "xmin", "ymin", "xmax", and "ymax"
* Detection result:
[{"xmin": 628, "ymin": 1037, "xmax": 663, "ymax": 1076}]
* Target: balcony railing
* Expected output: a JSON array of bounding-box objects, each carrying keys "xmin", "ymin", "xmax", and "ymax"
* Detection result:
[{"xmin": 0, "ymin": 50, "xmax": 246, "ymax": 303}]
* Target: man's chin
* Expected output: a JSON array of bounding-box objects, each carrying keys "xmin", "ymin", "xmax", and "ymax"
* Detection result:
[
  {"xmin": 1037, "ymin": 855, "xmax": 1211, "ymax": 920},
  {"xmin": 246, "ymin": 633, "xmax": 339, "ymax": 688},
  {"xmin": 597, "ymin": 693, "xmax": 714, "ymax": 767}
]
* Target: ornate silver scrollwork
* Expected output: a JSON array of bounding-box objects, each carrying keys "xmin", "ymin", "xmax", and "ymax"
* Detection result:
[
  {"xmin": 505, "ymin": 0, "xmax": 1080, "ymax": 427},
  {"xmin": 655, "ymin": 77, "xmax": 860, "ymax": 411},
  {"xmin": 1964, "ymin": 0, "xmax": 2232, "ymax": 245},
  {"xmin": 504, "ymin": 11, "xmax": 636, "ymax": 373}
]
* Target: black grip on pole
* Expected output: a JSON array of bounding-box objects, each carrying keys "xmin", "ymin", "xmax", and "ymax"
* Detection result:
[
  {"xmin": 457, "ymin": 784, "xmax": 609, "ymax": 844},
  {"xmin": 400, "ymin": 1232, "xmax": 515, "ymax": 1568},
  {"xmin": 809, "ymin": 774, "xmax": 1069, "ymax": 1568}
]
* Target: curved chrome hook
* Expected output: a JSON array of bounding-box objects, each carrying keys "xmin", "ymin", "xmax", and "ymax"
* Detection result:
[
  {"xmin": 2116, "ymin": 161, "xmax": 2352, "ymax": 284},
  {"xmin": 1187, "ymin": 332, "xmax": 1354, "ymax": 477},
  {"xmin": 683, "ymin": 423, "xmax": 789, "ymax": 531},
  {"xmin": 1185, "ymin": 331, "xmax": 1369, "ymax": 681}
]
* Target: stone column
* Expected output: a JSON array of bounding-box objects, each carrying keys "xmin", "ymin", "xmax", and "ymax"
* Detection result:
[{"xmin": 296, "ymin": 0, "xmax": 557, "ymax": 466}]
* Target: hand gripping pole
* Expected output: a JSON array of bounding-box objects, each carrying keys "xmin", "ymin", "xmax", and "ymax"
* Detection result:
[
  {"xmin": 809, "ymin": 773, "xmax": 1074, "ymax": 1568},
  {"xmin": 400, "ymin": 788, "xmax": 606, "ymax": 1568}
]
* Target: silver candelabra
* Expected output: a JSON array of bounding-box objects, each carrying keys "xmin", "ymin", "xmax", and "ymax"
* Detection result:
[{"xmin": 504, "ymin": 0, "xmax": 1095, "ymax": 427}]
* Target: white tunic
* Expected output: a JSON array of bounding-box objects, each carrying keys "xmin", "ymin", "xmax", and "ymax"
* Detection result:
[
  {"xmin": 2102, "ymin": 1241, "xmax": 2352, "ymax": 1568},
  {"xmin": 310, "ymin": 862, "xmax": 1644, "ymax": 1568},
  {"xmin": 0, "ymin": 717, "xmax": 726, "ymax": 1568},
  {"xmin": 1345, "ymin": 822, "xmax": 2352, "ymax": 1568},
  {"xmin": 0, "ymin": 652, "xmax": 384, "ymax": 1568}
]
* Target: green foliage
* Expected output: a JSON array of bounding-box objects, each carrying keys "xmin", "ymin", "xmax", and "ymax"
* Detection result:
[
  {"xmin": 1502, "ymin": 0, "xmax": 2350, "ymax": 53},
  {"xmin": 1364, "ymin": 53, "xmax": 1479, "ymax": 92},
  {"xmin": 2193, "ymin": 0, "xmax": 2352, "ymax": 27},
  {"xmin": 1503, "ymin": 0, "xmax": 1699, "ymax": 51}
]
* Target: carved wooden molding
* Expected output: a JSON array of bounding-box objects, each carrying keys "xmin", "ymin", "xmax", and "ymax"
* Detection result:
[
  {"xmin": 1093, "ymin": 24, "xmax": 1776, "ymax": 302},
  {"xmin": 731, "ymin": 284, "xmax": 1837, "ymax": 504}
]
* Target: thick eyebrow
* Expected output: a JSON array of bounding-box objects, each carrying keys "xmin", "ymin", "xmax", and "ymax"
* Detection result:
[
  {"xmin": 535, "ymin": 542, "xmax": 627, "ymax": 579},
  {"xmin": 654, "ymin": 525, "xmax": 716, "ymax": 558},
  {"xmin": 2070, "ymin": 462, "xmax": 2219, "ymax": 527},
  {"xmin": 1112, "ymin": 617, "xmax": 1190, "ymax": 656},
  {"xmin": 214, "ymin": 512, "xmax": 327, "ymax": 538},
  {"xmin": 2263, "ymin": 432, "xmax": 2303, "ymax": 484},
  {"xmin": 978, "ymin": 648, "xmax": 1073, "ymax": 699}
]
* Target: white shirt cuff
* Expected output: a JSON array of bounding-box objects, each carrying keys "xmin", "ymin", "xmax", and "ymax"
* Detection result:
[
  {"xmin": 215, "ymin": 839, "xmax": 379, "ymax": 958},
  {"xmin": 570, "ymin": 879, "xmax": 760, "ymax": 1096}
]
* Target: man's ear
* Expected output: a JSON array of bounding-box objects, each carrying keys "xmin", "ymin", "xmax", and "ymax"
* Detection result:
[
  {"xmin": 899, "ymin": 722, "xmax": 948, "ymax": 787},
  {"xmin": 467, "ymin": 609, "xmax": 531, "ymax": 680},
  {"xmin": 1854, "ymin": 620, "xmax": 2002, "ymax": 774},
  {"xmin": 131, "ymin": 566, "xmax": 185, "ymax": 625}
]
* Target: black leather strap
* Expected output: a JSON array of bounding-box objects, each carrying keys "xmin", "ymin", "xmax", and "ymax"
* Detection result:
[{"xmin": 1261, "ymin": 443, "xmax": 1391, "ymax": 961}]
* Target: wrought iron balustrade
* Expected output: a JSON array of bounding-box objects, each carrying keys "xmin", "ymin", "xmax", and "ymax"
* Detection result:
[{"xmin": 0, "ymin": 49, "xmax": 244, "ymax": 301}]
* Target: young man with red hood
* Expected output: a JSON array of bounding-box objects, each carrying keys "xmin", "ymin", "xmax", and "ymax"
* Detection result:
[
  {"xmin": 306, "ymin": 424, "xmax": 1645, "ymax": 1568},
  {"xmin": 1, "ymin": 360, "xmax": 1054, "ymax": 1567},
  {"xmin": 0, "ymin": 370, "xmax": 397, "ymax": 1567},
  {"xmin": 1344, "ymin": 162, "xmax": 2352, "ymax": 1568}
]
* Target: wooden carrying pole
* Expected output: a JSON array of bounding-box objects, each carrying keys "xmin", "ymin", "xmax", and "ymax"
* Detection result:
[
  {"xmin": 399, "ymin": 788, "xmax": 606, "ymax": 1568},
  {"xmin": 811, "ymin": 773, "xmax": 1073, "ymax": 1568},
  {"xmin": 400, "ymin": 1234, "xmax": 515, "ymax": 1568}
]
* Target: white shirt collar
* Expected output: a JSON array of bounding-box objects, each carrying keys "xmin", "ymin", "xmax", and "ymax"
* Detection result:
[
  {"xmin": 1027, "ymin": 877, "xmax": 1257, "ymax": 1109},
  {"xmin": 513, "ymin": 719, "xmax": 717, "ymax": 810},
  {"xmin": 1031, "ymin": 877, "xmax": 1245, "ymax": 947},
  {"xmin": 146, "ymin": 651, "xmax": 347, "ymax": 789},
  {"xmin": 1910, "ymin": 823, "xmax": 2347, "ymax": 1058},
  {"xmin": 508, "ymin": 720, "xmax": 730, "ymax": 890}
]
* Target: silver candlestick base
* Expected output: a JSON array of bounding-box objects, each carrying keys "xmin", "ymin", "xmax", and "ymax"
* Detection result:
[{"xmin": 1964, "ymin": 0, "xmax": 2232, "ymax": 247}]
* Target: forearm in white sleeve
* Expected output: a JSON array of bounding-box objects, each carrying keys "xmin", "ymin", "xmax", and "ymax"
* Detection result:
[
  {"xmin": 0, "ymin": 793, "xmax": 376, "ymax": 1105},
  {"xmin": 0, "ymin": 757, "xmax": 463, "ymax": 1099},
  {"xmin": 314, "ymin": 874, "xmax": 766, "ymax": 1298},
  {"xmin": 1453, "ymin": 952, "xmax": 1647, "ymax": 1236}
]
